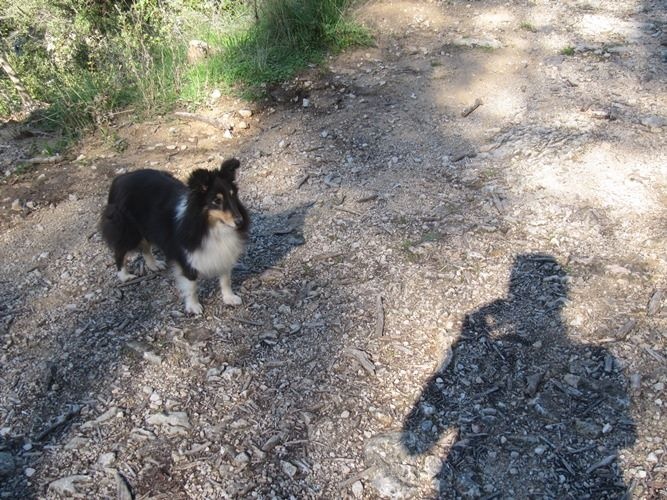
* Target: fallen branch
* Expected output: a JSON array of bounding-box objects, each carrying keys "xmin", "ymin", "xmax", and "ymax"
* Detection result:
[
  {"xmin": 20, "ymin": 154, "xmax": 61, "ymax": 165},
  {"xmin": 461, "ymin": 98, "xmax": 483, "ymax": 117},
  {"xmin": 343, "ymin": 347, "xmax": 376, "ymax": 376},
  {"xmin": 338, "ymin": 465, "xmax": 378, "ymax": 490},
  {"xmin": 585, "ymin": 454, "xmax": 616, "ymax": 474},
  {"xmin": 116, "ymin": 274, "xmax": 158, "ymax": 288},
  {"xmin": 115, "ymin": 471, "xmax": 134, "ymax": 500},
  {"xmin": 35, "ymin": 405, "xmax": 82, "ymax": 441},
  {"xmin": 356, "ymin": 194, "xmax": 378, "ymax": 203},
  {"xmin": 174, "ymin": 111, "xmax": 231, "ymax": 130},
  {"xmin": 334, "ymin": 206, "xmax": 362, "ymax": 216},
  {"xmin": 375, "ymin": 295, "xmax": 385, "ymax": 337},
  {"xmin": 296, "ymin": 174, "xmax": 310, "ymax": 189}
]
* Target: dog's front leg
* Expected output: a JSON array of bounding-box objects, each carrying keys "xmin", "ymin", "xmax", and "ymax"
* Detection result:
[
  {"xmin": 219, "ymin": 268, "xmax": 242, "ymax": 306},
  {"xmin": 173, "ymin": 265, "xmax": 203, "ymax": 314}
]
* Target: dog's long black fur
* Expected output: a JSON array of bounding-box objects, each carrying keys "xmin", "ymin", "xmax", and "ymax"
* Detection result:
[{"xmin": 100, "ymin": 158, "xmax": 249, "ymax": 313}]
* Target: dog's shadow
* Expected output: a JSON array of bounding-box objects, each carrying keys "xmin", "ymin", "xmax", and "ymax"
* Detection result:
[{"xmin": 199, "ymin": 203, "xmax": 312, "ymax": 298}]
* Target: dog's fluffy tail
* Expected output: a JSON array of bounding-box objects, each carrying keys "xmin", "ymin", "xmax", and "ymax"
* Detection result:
[
  {"xmin": 100, "ymin": 203, "xmax": 141, "ymax": 270},
  {"xmin": 100, "ymin": 203, "xmax": 125, "ymax": 246}
]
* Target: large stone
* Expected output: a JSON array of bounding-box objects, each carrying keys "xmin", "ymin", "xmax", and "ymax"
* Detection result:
[
  {"xmin": 187, "ymin": 40, "xmax": 210, "ymax": 64},
  {"xmin": 0, "ymin": 452, "xmax": 15, "ymax": 477}
]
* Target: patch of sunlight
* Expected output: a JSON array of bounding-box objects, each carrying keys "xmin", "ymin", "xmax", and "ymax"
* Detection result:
[
  {"xmin": 473, "ymin": 9, "xmax": 515, "ymax": 30},
  {"xmin": 432, "ymin": 53, "xmax": 528, "ymax": 123},
  {"xmin": 578, "ymin": 14, "xmax": 643, "ymax": 42},
  {"xmin": 358, "ymin": 1, "xmax": 450, "ymax": 30},
  {"xmin": 528, "ymin": 145, "xmax": 666, "ymax": 214},
  {"xmin": 539, "ymin": 33, "xmax": 574, "ymax": 53}
]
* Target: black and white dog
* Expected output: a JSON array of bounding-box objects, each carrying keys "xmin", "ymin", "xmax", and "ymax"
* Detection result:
[{"xmin": 100, "ymin": 158, "xmax": 249, "ymax": 314}]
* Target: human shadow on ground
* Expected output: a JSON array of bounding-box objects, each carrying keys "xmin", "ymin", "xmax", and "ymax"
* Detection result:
[{"xmin": 401, "ymin": 253, "xmax": 636, "ymax": 499}]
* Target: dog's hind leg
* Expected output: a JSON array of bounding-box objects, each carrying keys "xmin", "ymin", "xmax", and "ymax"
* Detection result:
[
  {"xmin": 101, "ymin": 203, "xmax": 141, "ymax": 282},
  {"xmin": 140, "ymin": 240, "xmax": 166, "ymax": 272},
  {"xmin": 219, "ymin": 268, "xmax": 242, "ymax": 306},
  {"xmin": 173, "ymin": 264, "xmax": 202, "ymax": 315},
  {"xmin": 115, "ymin": 250, "xmax": 137, "ymax": 282}
]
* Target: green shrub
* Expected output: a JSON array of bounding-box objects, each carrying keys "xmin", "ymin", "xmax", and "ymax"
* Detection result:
[{"xmin": 0, "ymin": 0, "xmax": 370, "ymax": 137}]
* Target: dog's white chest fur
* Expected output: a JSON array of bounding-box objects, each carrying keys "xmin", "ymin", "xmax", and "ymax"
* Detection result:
[{"xmin": 186, "ymin": 223, "xmax": 244, "ymax": 277}]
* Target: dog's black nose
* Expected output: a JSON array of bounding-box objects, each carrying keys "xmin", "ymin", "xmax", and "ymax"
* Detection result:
[{"xmin": 234, "ymin": 216, "xmax": 244, "ymax": 228}]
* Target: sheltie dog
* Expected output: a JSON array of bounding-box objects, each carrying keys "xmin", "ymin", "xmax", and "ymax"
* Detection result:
[{"xmin": 100, "ymin": 158, "xmax": 249, "ymax": 314}]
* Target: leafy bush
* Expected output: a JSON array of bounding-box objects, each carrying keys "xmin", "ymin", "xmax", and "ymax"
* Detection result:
[{"xmin": 0, "ymin": 0, "xmax": 369, "ymax": 136}]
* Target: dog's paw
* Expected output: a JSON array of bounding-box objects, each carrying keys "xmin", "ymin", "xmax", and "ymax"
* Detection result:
[
  {"xmin": 222, "ymin": 293, "xmax": 242, "ymax": 306},
  {"xmin": 117, "ymin": 269, "xmax": 137, "ymax": 282},
  {"xmin": 145, "ymin": 259, "xmax": 167, "ymax": 272},
  {"xmin": 185, "ymin": 300, "xmax": 203, "ymax": 315}
]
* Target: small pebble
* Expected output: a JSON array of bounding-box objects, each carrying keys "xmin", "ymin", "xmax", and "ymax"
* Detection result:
[{"xmin": 351, "ymin": 480, "xmax": 364, "ymax": 498}]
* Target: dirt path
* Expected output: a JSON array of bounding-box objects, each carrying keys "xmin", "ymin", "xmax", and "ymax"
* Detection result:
[{"xmin": 1, "ymin": 0, "xmax": 666, "ymax": 498}]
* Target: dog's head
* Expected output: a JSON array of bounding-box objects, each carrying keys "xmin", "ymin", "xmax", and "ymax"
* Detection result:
[{"xmin": 187, "ymin": 158, "xmax": 249, "ymax": 231}]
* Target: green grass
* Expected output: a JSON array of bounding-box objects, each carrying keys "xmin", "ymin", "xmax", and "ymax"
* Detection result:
[
  {"xmin": 1, "ymin": 0, "xmax": 371, "ymax": 140},
  {"xmin": 419, "ymin": 231, "xmax": 441, "ymax": 243},
  {"xmin": 561, "ymin": 46, "xmax": 575, "ymax": 56},
  {"xmin": 182, "ymin": 0, "xmax": 372, "ymax": 100},
  {"xmin": 519, "ymin": 21, "xmax": 537, "ymax": 32}
]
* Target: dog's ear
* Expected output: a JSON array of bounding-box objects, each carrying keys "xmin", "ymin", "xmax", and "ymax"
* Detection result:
[
  {"xmin": 187, "ymin": 169, "xmax": 213, "ymax": 194},
  {"xmin": 219, "ymin": 158, "xmax": 240, "ymax": 182}
]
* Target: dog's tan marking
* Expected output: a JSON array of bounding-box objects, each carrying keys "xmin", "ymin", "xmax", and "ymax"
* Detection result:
[{"xmin": 208, "ymin": 209, "xmax": 236, "ymax": 227}]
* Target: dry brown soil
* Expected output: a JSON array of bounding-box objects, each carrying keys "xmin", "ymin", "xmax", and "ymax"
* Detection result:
[{"xmin": 1, "ymin": 0, "xmax": 666, "ymax": 498}]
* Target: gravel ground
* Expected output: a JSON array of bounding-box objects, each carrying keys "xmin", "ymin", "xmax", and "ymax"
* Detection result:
[{"xmin": 1, "ymin": 0, "xmax": 666, "ymax": 498}]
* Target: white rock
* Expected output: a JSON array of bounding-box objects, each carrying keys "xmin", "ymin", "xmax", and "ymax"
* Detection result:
[
  {"xmin": 48, "ymin": 475, "xmax": 90, "ymax": 495},
  {"xmin": 98, "ymin": 452, "xmax": 115, "ymax": 467},
  {"xmin": 564, "ymin": 374, "xmax": 580, "ymax": 388},
  {"xmin": 641, "ymin": 115, "xmax": 666, "ymax": 129},
  {"xmin": 81, "ymin": 406, "xmax": 119, "ymax": 429},
  {"xmin": 351, "ymin": 480, "xmax": 364, "ymax": 498},
  {"xmin": 210, "ymin": 89, "xmax": 222, "ymax": 100},
  {"xmin": 453, "ymin": 37, "xmax": 503, "ymax": 49},
  {"xmin": 146, "ymin": 411, "xmax": 191, "ymax": 435},
  {"xmin": 64, "ymin": 437, "xmax": 89, "ymax": 449},
  {"xmin": 238, "ymin": 109, "xmax": 253, "ymax": 118},
  {"xmin": 234, "ymin": 452, "xmax": 249, "ymax": 465},
  {"xmin": 11, "ymin": 199, "xmax": 21, "ymax": 211},
  {"xmin": 281, "ymin": 460, "xmax": 297, "ymax": 478},
  {"xmin": 24, "ymin": 467, "xmax": 36, "ymax": 477}
]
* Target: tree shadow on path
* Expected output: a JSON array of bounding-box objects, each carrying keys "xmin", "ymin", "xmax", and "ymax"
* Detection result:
[{"xmin": 391, "ymin": 254, "xmax": 636, "ymax": 499}]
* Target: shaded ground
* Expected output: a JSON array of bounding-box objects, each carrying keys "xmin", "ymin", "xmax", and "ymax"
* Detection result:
[{"xmin": 0, "ymin": 0, "xmax": 666, "ymax": 498}]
